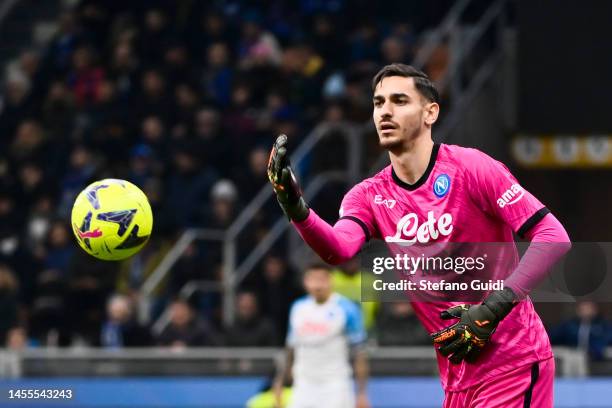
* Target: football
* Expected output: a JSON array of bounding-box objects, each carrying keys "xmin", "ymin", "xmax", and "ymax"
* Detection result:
[{"xmin": 70, "ymin": 179, "xmax": 153, "ymax": 260}]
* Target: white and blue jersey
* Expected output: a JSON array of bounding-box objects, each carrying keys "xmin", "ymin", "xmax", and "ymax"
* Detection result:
[{"xmin": 287, "ymin": 293, "xmax": 366, "ymax": 384}]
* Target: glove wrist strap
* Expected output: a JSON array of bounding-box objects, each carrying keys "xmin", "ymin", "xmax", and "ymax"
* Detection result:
[{"xmin": 482, "ymin": 287, "xmax": 518, "ymax": 321}]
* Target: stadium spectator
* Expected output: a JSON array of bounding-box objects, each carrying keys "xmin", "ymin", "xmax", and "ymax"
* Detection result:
[
  {"xmin": 67, "ymin": 45, "xmax": 105, "ymax": 107},
  {"xmin": 108, "ymin": 41, "xmax": 139, "ymax": 98},
  {"xmin": 57, "ymin": 144, "xmax": 98, "ymax": 217},
  {"xmin": 6, "ymin": 327, "xmax": 28, "ymax": 350},
  {"xmin": 24, "ymin": 195, "xmax": 55, "ymax": 252},
  {"xmin": 66, "ymin": 250, "xmax": 120, "ymax": 345},
  {"xmin": 202, "ymin": 42, "xmax": 234, "ymax": 107},
  {"xmin": 134, "ymin": 69, "xmax": 171, "ymax": 123},
  {"xmin": 0, "ymin": 189, "xmax": 32, "ymax": 277},
  {"xmin": 43, "ymin": 221, "xmax": 74, "ymax": 275},
  {"xmin": 204, "ymin": 179, "xmax": 239, "ymax": 229},
  {"xmin": 165, "ymin": 145, "xmax": 218, "ymax": 228},
  {"xmin": 225, "ymin": 291, "xmax": 278, "ymax": 346},
  {"xmin": 41, "ymin": 81, "xmax": 75, "ymax": 142},
  {"xmin": 139, "ymin": 115, "xmax": 168, "ymax": 161},
  {"xmin": 549, "ymin": 301, "xmax": 612, "ymax": 360},
  {"xmin": 162, "ymin": 42, "xmax": 195, "ymax": 88},
  {"xmin": 155, "ymin": 299, "xmax": 220, "ymax": 348},
  {"xmin": 376, "ymin": 302, "xmax": 431, "ymax": 346},
  {"xmin": 232, "ymin": 146, "xmax": 272, "ymax": 208},
  {"xmin": 100, "ymin": 294, "xmax": 152, "ymax": 348},
  {"xmin": 0, "ymin": 265, "xmax": 19, "ymax": 345},
  {"xmin": 29, "ymin": 264, "xmax": 69, "ymax": 346},
  {"xmin": 253, "ymin": 254, "xmax": 303, "ymax": 343},
  {"xmin": 128, "ymin": 144, "xmax": 156, "ymax": 188},
  {"xmin": 137, "ymin": 9, "xmax": 171, "ymax": 65},
  {"xmin": 10, "ymin": 120, "xmax": 46, "ymax": 166},
  {"xmin": 381, "ymin": 35, "xmax": 410, "ymax": 65},
  {"xmin": 192, "ymin": 107, "xmax": 231, "ymax": 175},
  {"xmin": 237, "ymin": 10, "xmax": 282, "ymax": 69}
]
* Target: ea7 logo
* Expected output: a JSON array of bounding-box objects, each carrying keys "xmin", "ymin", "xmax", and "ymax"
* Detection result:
[
  {"xmin": 374, "ymin": 195, "xmax": 396, "ymax": 209},
  {"xmin": 497, "ymin": 184, "xmax": 524, "ymax": 208}
]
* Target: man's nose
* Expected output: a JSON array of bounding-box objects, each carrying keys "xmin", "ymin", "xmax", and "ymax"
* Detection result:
[{"xmin": 379, "ymin": 101, "xmax": 393, "ymax": 118}]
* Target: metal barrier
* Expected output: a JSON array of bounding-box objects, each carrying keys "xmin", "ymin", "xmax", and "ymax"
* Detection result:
[
  {"xmin": 140, "ymin": 122, "xmax": 363, "ymax": 327},
  {"xmin": 0, "ymin": 347, "xmax": 594, "ymax": 378}
]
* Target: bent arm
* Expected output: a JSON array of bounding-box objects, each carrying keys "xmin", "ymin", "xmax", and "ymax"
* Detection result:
[
  {"xmin": 293, "ymin": 210, "xmax": 366, "ymax": 265},
  {"xmin": 272, "ymin": 347, "xmax": 294, "ymax": 406},
  {"xmin": 353, "ymin": 348, "xmax": 369, "ymax": 395},
  {"xmin": 505, "ymin": 213, "xmax": 572, "ymax": 298}
]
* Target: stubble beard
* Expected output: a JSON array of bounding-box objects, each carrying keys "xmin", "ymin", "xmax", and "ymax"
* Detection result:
[{"xmin": 378, "ymin": 125, "xmax": 421, "ymax": 153}]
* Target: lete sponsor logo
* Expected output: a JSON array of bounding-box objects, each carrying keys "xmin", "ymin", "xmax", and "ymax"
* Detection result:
[
  {"xmin": 385, "ymin": 211, "xmax": 453, "ymax": 245},
  {"xmin": 497, "ymin": 183, "xmax": 524, "ymax": 208}
]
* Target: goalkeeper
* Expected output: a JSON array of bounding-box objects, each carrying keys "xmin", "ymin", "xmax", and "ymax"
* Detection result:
[{"xmin": 268, "ymin": 64, "xmax": 571, "ymax": 407}]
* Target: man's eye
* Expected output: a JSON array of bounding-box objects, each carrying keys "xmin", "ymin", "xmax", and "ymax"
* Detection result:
[
  {"xmin": 396, "ymin": 99, "xmax": 407, "ymax": 105},
  {"xmin": 374, "ymin": 101, "xmax": 382, "ymax": 107}
]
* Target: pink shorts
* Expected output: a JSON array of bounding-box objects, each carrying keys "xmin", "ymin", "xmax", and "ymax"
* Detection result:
[{"xmin": 443, "ymin": 357, "xmax": 554, "ymax": 408}]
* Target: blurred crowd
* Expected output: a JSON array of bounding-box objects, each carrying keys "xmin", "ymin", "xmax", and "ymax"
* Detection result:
[
  {"xmin": 1, "ymin": 0, "xmax": 611, "ymax": 359},
  {"xmin": 0, "ymin": 0, "xmax": 454, "ymax": 349}
]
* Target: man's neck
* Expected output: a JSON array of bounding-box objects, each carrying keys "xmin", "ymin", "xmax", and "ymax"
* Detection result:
[
  {"xmin": 389, "ymin": 136, "xmax": 435, "ymax": 185},
  {"xmin": 314, "ymin": 293, "xmax": 332, "ymax": 304}
]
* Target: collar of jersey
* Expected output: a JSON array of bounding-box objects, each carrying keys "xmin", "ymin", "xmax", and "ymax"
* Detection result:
[{"xmin": 391, "ymin": 143, "xmax": 441, "ymax": 191}]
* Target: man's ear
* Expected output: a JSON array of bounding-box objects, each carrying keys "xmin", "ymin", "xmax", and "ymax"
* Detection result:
[{"xmin": 424, "ymin": 102, "xmax": 440, "ymax": 126}]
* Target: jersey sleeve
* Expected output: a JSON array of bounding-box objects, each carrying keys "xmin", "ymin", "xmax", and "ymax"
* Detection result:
[
  {"xmin": 339, "ymin": 297, "xmax": 366, "ymax": 346},
  {"xmin": 338, "ymin": 183, "xmax": 376, "ymax": 241},
  {"xmin": 466, "ymin": 150, "xmax": 549, "ymax": 237}
]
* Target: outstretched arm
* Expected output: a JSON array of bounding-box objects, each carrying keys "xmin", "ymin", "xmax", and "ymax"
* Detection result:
[
  {"xmin": 293, "ymin": 211, "xmax": 366, "ymax": 265},
  {"xmin": 268, "ymin": 135, "xmax": 366, "ymax": 264}
]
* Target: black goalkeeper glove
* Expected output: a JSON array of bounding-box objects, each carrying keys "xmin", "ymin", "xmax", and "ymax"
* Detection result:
[
  {"xmin": 431, "ymin": 288, "xmax": 518, "ymax": 364},
  {"xmin": 267, "ymin": 134, "xmax": 309, "ymax": 222}
]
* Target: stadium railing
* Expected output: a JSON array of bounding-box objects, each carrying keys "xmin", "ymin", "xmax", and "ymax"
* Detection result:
[
  {"xmin": 0, "ymin": 347, "xmax": 596, "ymax": 378},
  {"xmin": 140, "ymin": 121, "xmax": 363, "ymax": 327}
]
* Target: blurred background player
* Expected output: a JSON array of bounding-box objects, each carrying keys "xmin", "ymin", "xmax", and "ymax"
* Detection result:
[
  {"xmin": 273, "ymin": 263, "xmax": 369, "ymax": 408},
  {"xmin": 267, "ymin": 64, "xmax": 571, "ymax": 407}
]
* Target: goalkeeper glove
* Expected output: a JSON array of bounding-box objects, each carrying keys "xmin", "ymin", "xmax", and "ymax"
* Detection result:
[
  {"xmin": 267, "ymin": 134, "xmax": 309, "ymax": 222},
  {"xmin": 430, "ymin": 288, "xmax": 518, "ymax": 364}
]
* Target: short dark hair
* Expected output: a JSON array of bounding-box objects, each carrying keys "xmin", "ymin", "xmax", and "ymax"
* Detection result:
[
  {"xmin": 304, "ymin": 262, "xmax": 332, "ymax": 275},
  {"xmin": 372, "ymin": 63, "xmax": 439, "ymax": 103}
]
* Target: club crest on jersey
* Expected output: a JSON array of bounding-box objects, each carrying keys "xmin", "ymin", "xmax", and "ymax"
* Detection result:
[
  {"xmin": 497, "ymin": 183, "xmax": 524, "ymax": 208},
  {"xmin": 385, "ymin": 211, "xmax": 453, "ymax": 245},
  {"xmin": 433, "ymin": 174, "xmax": 451, "ymax": 198}
]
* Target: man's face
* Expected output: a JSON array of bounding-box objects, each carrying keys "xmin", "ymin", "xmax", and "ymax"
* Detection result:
[
  {"xmin": 303, "ymin": 268, "xmax": 332, "ymax": 302},
  {"xmin": 171, "ymin": 302, "xmax": 192, "ymax": 327},
  {"xmin": 372, "ymin": 76, "xmax": 437, "ymax": 150},
  {"xmin": 237, "ymin": 293, "xmax": 258, "ymax": 321}
]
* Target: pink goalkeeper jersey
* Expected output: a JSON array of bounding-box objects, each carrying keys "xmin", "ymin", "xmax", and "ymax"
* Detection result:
[{"xmin": 339, "ymin": 143, "xmax": 553, "ymax": 391}]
